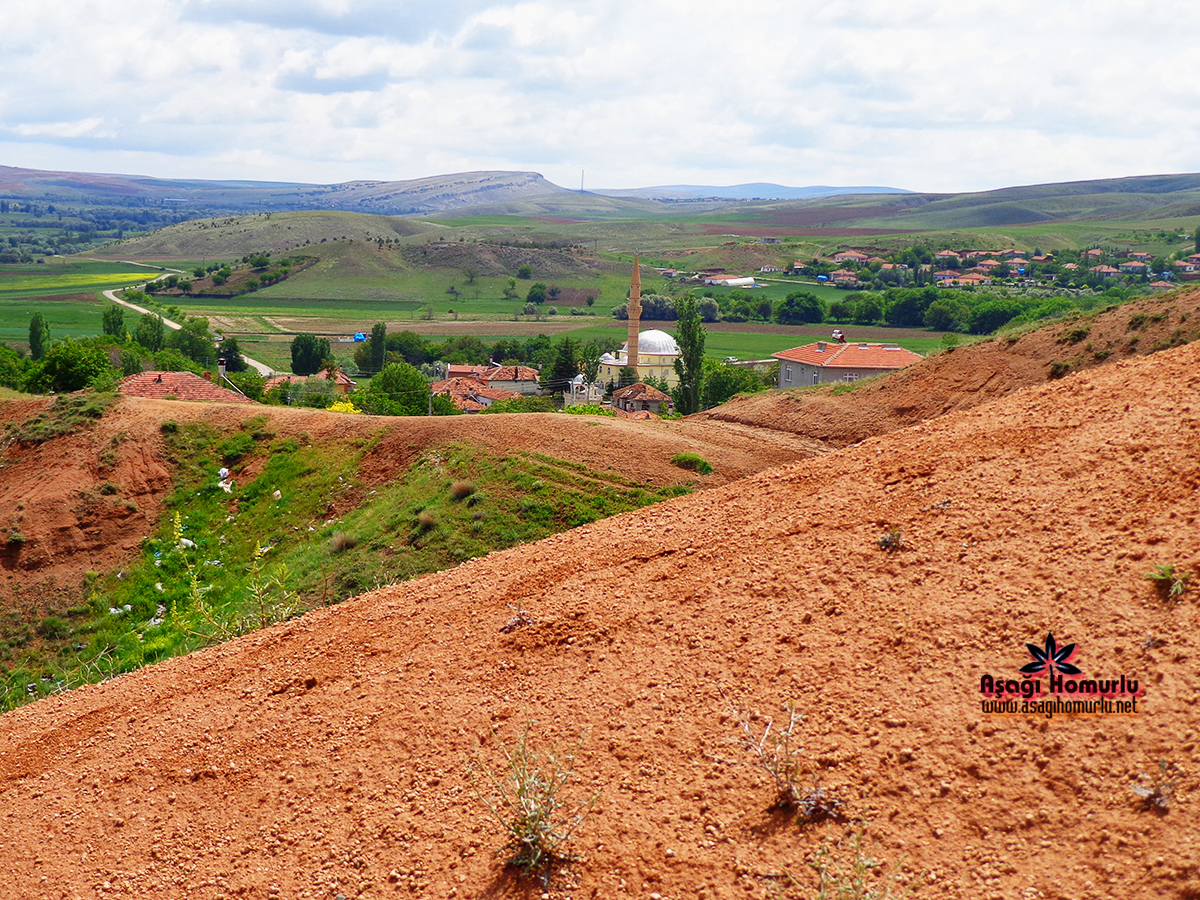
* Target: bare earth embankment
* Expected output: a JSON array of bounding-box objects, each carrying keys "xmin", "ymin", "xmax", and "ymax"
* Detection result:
[{"xmin": 0, "ymin": 297, "xmax": 1198, "ymax": 897}]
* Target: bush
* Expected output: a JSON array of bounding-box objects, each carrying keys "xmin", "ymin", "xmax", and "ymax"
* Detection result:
[
  {"xmin": 671, "ymin": 453, "xmax": 713, "ymax": 475},
  {"xmin": 449, "ymin": 480, "xmax": 477, "ymax": 501},
  {"xmin": 467, "ymin": 727, "xmax": 598, "ymax": 881}
]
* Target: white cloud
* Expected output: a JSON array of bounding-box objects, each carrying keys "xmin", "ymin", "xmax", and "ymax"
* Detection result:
[{"xmin": 0, "ymin": 0, "xmax": 1197, "ymax": 190}]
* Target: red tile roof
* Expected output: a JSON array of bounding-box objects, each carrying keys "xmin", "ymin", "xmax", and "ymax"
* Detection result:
[
  {"xmin": 431, "ymin": 377, "xmax": 521, "ymax": 412},
  {"xmin": 263, "ymin": 370, "xmax": 356, "ymax": 391},
  {"xmin": 119, "ymin": 371, "xmax": 255, "ymax": 404},
  {"xmin": 613, "ymin": 382, "xmax": 671, "ymax": 402},
  {"xmin": 485, "ymin": 365, "xmax": 540, "ymax": 382},
  {"xmin": 772, "ymin": 342, "xmax": 923, "ymax": 370}
]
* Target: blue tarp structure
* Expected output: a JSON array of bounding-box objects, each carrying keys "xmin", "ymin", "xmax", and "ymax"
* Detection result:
[{"xmin": 353, "ymin": 332, "xmax": 366, "ymax": 342}]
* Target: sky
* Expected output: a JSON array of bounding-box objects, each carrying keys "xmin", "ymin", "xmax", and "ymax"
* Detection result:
[{"xmin": 2, "ymin": 0, "xmax": 1199, "ymax": 194}]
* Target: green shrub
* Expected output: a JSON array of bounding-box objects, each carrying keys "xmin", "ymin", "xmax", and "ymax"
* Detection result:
[
  {"xmin": 36, "ymin": 616, "xmax": 70, "ymax": 641},
  {"xmin": 671, "ymin": 453, "xmax": 713, "ymax": 475}
]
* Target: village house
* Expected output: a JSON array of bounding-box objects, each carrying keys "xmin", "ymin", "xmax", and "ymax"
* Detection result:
[
  {"xmin": 831, "ymin": 250, "xmax": 870, "ymax": 264},
  {"xmin": 263, "ymin": 368, "xmax": 357, "ymax": 396},
  {"xmin": 1118, "ymin": 260, "xmax": 1150, "ymax": 274},
  {"xmin": 430, "ymin": 376, "xmax": 521, "ymax": 413},
  {"xmin": 772, "ymin": 342, "xmax": 924, "ymax": 387},
  {"xmin": 612, "ymin": 382, "xmax": 672, "ymax": 415},
  {"xmin": 1090, "ymin": 265, "xmax": 1121, "ymax": 277},
  {"xmin": 119, "ymin": 371, "xmax": 255, "ymax": 404}
]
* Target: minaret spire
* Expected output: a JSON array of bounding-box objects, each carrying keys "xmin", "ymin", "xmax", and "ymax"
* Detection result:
[{"xmin": 627, "ymin": 253, "xmax": 642, "ymax": 371}]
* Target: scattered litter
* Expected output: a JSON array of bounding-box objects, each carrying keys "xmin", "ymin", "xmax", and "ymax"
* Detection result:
[
  {"xmin": 148, "ymin": 604, "xmax": 167, "ymax": 627},
  {"xmin": 108, "ymin": 604, "xmax": 132, "ymax": 616},
  {"xmin": 219, "ymin": 467, "xmax": 230, "ymax": 480},
  {"xmin": 154, "ymin": 582, "xmax": 164, "ymax": 592},
  {"xmin": 272, "ymin": 490, "xmax": 282, "ymax": 500},
  {"xmin": 203, "ymin": 559, "xmax": 222, "ymax": 567},
  {"xmin": 179, "ymin": 537, "xmax": 196, "ymax": 549},
  {"xmin": 218, "ymin": 479, "xmax": 234, "ymax": 493}
]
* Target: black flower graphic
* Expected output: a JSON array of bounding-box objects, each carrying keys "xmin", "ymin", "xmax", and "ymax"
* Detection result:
[{"xmin": 1020, "ymin": 632, "xmax": 1082, "ymax": 675}]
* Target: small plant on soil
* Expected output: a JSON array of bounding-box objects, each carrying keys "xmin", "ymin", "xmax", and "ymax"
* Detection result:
[
  {"xmin": 719, "ymin": 688, "xmax": 841, "ymax": 816},
  {"xmin": 1131, "ymin": 759, "xmax": 1182, "ymax": 813},
  {"xmin": 671, "ymin": 452, "xmax": 713, "ymax": 475},
  {"xmin": 877, "ymin": 528, "xmax": 903, "ymax": 553},
  {"xmin": 466, "ymin": 726, "xmax": 599, "ymax": 883},
  {"xmin": 807, "ymin": 826, "xmax": 909, "ymax": 900},
  {"xmin": 1144, "ymin": 563, "xmax": 1191, "ymax": 601}
]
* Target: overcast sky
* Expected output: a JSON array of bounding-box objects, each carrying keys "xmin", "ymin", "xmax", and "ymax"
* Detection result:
[{"xmin": 2, "ymin": 0, "xmax": 1198, "ymax": 193}]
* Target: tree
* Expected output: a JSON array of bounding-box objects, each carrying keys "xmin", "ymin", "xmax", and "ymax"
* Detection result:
[
  {"xmin": 356, "ymin": 361, "xmax": 430, "ymax": 416},
  {"xmin": 701, "ymin": 359, "xmax": 764, "ymax": 409},
  {"xmin": 167, "ymin": 317, "xmax": 216, "ymax": 367},
  {"xmin": 36, "ymin": 340, "xmax": 112, "ymax": 392},
  {"xmin": 384, "ymin": 330, "xmax": 427, "ymax": 366},
  {"xmin": 526, "ymin": 282, "xmax": 549, "ymax": 305},
  {"xmin": 697, "ymin": 296, "xmax": 721, "ymax": 322},
  {"xmin": 502, "ymin": 277, "xmax": 519, "ymax": 300},
  {"xmin": 968, "ymin": 299, "xmax": 1022, "ymax": 335},
  {"xmin": 516, "ymin": 264, "xmax": 533, "ymax": 279},
  {"xmin": 672, "ymin": 295, "xmax": 706, "ymax": 415},
  {"xmin": 539, "ymin": 337, "xmax": 578, "ymax": 395},
  {"xmin": 853, "ymin": 296, "xmax": 882, "ymax": 325},
  {"xmin": 218, "ymin": 337, "xmax": 248, "ymax": 373},
  {"xmin": 290, "ymin": 333, "xmax": 331, "ymax": 376},
  {"xmin": 133, "ymin": 313, "xmax": 166, "ymax": 352},
  {"xmin": 828, "ymin": 299, "xmax": 856, "ymax": 323},
  {"xmin": 28, "ymin": 312, "xmax": 50, "ymax": 361},
  {"xmin": 923, "ymin": 298, "xmax": 968, "ymax": 332},
  {"xmin": 774, "ymin": 292, "xmax": 826, "ymax": 325},
  {"xmin": 367, "ymin": 322, "xmax": 387, "ymax": 375},
  {"xmin": 101, "ymin": 304, "xmax": 125, "ymax": 337}
]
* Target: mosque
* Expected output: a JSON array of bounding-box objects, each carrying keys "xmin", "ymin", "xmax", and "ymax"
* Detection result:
[{"xmin": 597, "ymin": 256, "xmax": 681, "ymax": 388}]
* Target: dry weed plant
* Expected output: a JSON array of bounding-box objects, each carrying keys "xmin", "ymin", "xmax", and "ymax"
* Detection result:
[
  {"xmin": 719, "ymin": 687, "xmax": 844, "ymax": 817},
  {"xmin": 1131, "ymin": 759, "xmax": 1182, "ymax": 813},
  {"xmin": 808, "ymin": 827, "xmax": 911, "ymax": 900},
  {"xmin": 466, "ymin": 726, "xmax": 599, "ymax": 883}
]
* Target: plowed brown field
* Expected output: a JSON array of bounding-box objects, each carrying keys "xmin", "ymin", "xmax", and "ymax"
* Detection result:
[{"xmin": 1, "ymin": 291, "xmax": 1199, "ymax": 900}]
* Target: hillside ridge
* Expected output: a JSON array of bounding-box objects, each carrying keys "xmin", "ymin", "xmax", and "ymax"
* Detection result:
[{"xmin": 0, "ymin": 331, "xmax": 1197, "ymax": 898}]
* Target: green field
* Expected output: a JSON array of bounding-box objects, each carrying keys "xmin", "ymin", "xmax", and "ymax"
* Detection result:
[
  {"xmin": 0, "ymin": 260, "xmax": 151, "ymax": 299},
  {"xmin": 0, "ymin": 260, "xmax": 159, "ymax": 344}
]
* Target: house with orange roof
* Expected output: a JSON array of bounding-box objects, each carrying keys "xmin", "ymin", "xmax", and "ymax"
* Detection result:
[
  {"xmin": 430, "ymin": 377, "xmax": 521, "ymax": 413},
  {"xmin": 119, "ymin": 371, "xmax": 256, "ymax": 404},
  {"xmin": 483, "ymin": 365, "xmax": 541, "ymax": 396},
  {"xmin": 1118, "ymin": 260, "xmax": 1149, "ymax": 274},
  {"xmin": 831, "ymin": 250, "xmax": 870, "ymax": 264},
  {"xmin": 263, "ymin": 369, "xmax": 356, "ymax": 396},
  {"xmin": 612, "ymin": 382, "xmax": 672, "ymax": 415},
  {"xmin": 772, "ymin": 341, "xmax": 923, "ymax": 388},
  {"xmin": 1090, "ymin": 265, "xmax": 1121, "ymax": 277}
]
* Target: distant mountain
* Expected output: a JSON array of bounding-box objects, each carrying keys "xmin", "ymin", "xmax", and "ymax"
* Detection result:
[
  {"xmin": 0, "ymin": 167, "xmax": 572, "ymax": 216},
  {"xmin": 593, "ymin": 183, "xmax": 912, "ymax": 201}
]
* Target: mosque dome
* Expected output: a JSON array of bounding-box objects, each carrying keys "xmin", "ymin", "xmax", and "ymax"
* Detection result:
[{"xmin": 632, "ymin": 329, "xmax": 679, "ymax": 356}]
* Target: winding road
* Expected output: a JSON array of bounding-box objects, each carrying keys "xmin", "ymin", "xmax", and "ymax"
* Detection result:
[{"xmin": 100, "ymin": 264, "xmax": 275, "ymax": 377}]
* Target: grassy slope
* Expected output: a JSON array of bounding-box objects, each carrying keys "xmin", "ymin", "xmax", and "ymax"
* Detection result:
[{"xmin": 0, "ymin": 413, "xmax": 689, "ymax": 710}]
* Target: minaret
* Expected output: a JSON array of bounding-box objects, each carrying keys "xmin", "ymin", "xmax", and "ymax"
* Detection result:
[{"xmin": 627, "ymin": 254, "xmax": 642, "ymax": 371}]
